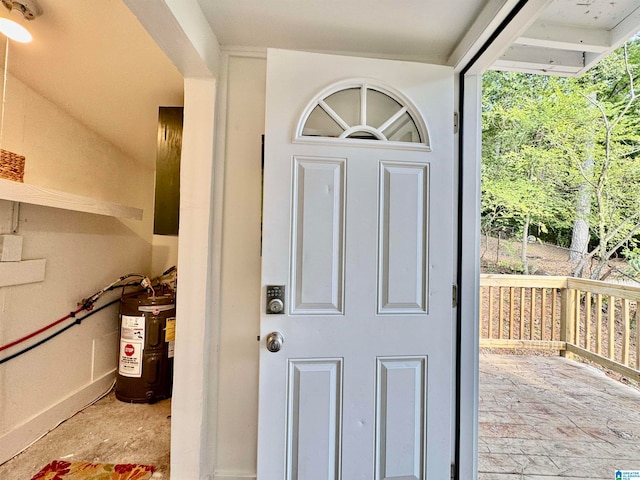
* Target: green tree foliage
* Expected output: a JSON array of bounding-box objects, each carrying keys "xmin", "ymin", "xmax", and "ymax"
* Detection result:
[
  {"xmin": 482, "ymin": 72, "xmax": 581, "ymax": 264},
  {"xmin": 574, "ymin": 43, "xmax": 640, "ymax": 278},
  {"xmin": 482, "ymin": 39, "xmax": 640, "ymax": 278}
]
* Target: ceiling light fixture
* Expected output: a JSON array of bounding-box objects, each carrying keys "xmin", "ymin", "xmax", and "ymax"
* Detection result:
[
  {"xmin": 0, "ymin": 18, "xmax": 31, "ymax": 43},
  {"xmin": 0, "ymin": 0, "xmax": 42, "ymax": 43}
]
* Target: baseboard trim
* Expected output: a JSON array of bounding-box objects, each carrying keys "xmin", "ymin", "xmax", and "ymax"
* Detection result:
[
  {"xmin": 214, "ymin": 472, "xmax": 257, "ymax": 480},
  {"xmin": 0, "ymin": 371, "xmax": 115, "ymax": 464}
]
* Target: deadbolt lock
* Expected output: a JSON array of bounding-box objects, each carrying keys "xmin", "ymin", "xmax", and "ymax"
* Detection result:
[{"xmin": 266, "ymin": 285, "xmax": 285, "ymax": 314}]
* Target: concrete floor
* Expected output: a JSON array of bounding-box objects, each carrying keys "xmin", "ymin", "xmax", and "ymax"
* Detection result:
[
  {"xmin": 0, "ymin": 389, "xmax": 171, "ymax": 479},
  {"xmin": 2, "ymin": 354, "xmax": 640, "ymax": 479},
  {"xmin": 479, "ymin": 353, "xmax": 640, "ymax": 479}
]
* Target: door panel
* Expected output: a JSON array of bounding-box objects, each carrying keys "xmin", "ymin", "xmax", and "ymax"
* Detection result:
[
  {"xmin": 378, "ymin": 162, "xmax": 429, "ymax": 313},
  {"xmin": 291, "ymin": 157, "xmax": 345, "ymax": 314},
  {"xmin": 287, "ymin": 359, "xmax": 343, "ymax": 480},
  {"xmin": 258, "ymin": 49, "xmax": 454, "ymax": 480},
  {"xmin": 376, "ymin": 357, "xmax": 427, "ymax": 480}
]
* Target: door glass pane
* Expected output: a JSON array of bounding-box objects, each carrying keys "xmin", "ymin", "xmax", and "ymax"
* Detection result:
[
  {"xmin": 324, "ymin": 88, "xmax": 360, "ymax": 127},
  {"xmin": 346, "ymin": 131, "xmax": 378, "ymax": 140},
  {"xmin": 383, "ymin": 112, "xmax": 420, "ymax": 143},
  {"xmin": 367, "ymin": 89, "xmax": 402, "ymax": 129},
  {"xmin": 302, "ymin": 105, "xmax": 344, "ymax": 138},
  {"xmin": 299, "ymin": 84, "xmax": 425, "ymax": 145}
]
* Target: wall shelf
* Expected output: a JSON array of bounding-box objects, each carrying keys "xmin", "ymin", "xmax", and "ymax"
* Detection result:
[{"xmin": 0, "ymin": 178, "xmax": 143, "ymax": 220}]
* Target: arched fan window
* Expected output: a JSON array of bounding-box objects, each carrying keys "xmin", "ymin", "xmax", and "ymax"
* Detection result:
[{"xmin": 298, "ymin": 81, "xmax": 429, "ymax": 148}]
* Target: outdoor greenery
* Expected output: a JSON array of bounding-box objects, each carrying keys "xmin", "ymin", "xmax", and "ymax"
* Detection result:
[{"xmin": 482, "ymin": 38, "xmax": 640, "ymax": 278}]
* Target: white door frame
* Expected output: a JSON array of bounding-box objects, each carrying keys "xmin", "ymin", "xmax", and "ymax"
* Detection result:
[
  {"xmin": 122, "ymin": 2, "xmax": 534, "ymax": 479},
  {"xmin": 455, "ymin": 72, "xmax": 483, "ymax": 480}
]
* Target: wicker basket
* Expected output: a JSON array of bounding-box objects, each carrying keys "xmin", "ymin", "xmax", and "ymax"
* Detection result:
[{"xmin": 0, "ymin": 149, "xmax": 25, "ymax": 182}]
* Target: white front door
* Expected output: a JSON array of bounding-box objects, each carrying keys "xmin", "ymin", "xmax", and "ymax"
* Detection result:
[{"xmin": 258, "ymin": 49, "xmax": 455, "ymax": 480}]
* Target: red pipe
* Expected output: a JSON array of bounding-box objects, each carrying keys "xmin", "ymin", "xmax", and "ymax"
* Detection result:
[
  {"xmin": 0, "ymin": 272, "xmax": 160, "ymax": 354},
  {"xmin": 0, "ymin": 306, "xmax": 85, "ymax": 352}
]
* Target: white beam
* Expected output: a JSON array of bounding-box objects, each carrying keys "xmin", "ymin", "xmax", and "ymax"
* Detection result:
[
  {"xmin": 494, "ymin": 5, "xmax": 640, "ymax": 77},
  {"xmin": 609, "ymin": 5, "xmax": 640, "ymax": 51},
  {"xmin": 516, "ymin": 22, "xmax": 610, "ymax": 53},
  {"xmin": 449, "ymin": 0, "xmax": 520, "ymax": 71},
  {"xmin": 124, "ymin": 0, "xmax": 220, "ymax": 78},
  {"xmin": 582, "ymin": 50, "xmax": 608, "ymax": 73},
  {"xmin": 495, "ymin": 44, "xmax": 585, "ymax": 73},
  {"xmin": 492, "ymin": 64, "xmax": 584, "ymax": 77},
  {"xmin": 573, "ymin": 6, "xmax": 640, "ymax": 75},
  {"xmin": 464, "ymin": 0, "xmax": 554, "ymax": 75}
]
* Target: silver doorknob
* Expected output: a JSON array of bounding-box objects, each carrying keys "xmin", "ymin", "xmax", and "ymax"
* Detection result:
[{"xmin": 266, "ymin": 331, "xmax": 284, "ymax": 353}]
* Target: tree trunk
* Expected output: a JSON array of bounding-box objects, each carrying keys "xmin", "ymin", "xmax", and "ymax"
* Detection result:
[
  {"xmin": 521, "ymin": 214, "xmax": 530, "ymax": 274},
  {"xmin": 592, "ymin": 257, "xmax": 608, "ymax": 280},
  {"xmin": 569, "ymin": 93, "xmax": 595, "ymax": 276},
  {"xmin": 569, "ymin": 168, "xmax": 592, "ymax": 275}
]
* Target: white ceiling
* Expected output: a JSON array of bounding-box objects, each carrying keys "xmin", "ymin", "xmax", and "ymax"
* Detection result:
[
  {"xmin": 198, "ymin": 0, "xmax": 489, "ymax": 64},
  {"xmin": 198, "ymin": 0, "xmax": 640, "ymax": 75},
  {"xmin": 2, "ymin": 0, "xmax": 640, "ymax": 172}
]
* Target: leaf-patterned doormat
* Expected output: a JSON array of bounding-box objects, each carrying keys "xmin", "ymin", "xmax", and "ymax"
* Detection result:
[{"xmin": 30, "ymin": 460, "xmax": 156, "ymax": 480}]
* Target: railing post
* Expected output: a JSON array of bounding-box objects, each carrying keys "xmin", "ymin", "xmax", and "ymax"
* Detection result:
[
  {"xmin": 609, "ymin": 295, "xmax": 616, "ymax": 361},
  {"xmin": 560, "ymin": 286, "xmax": 575, "ymax": 359},
  {"xmin": 622, "ymin": 299, "xmax": 630, "ymax": 366}
]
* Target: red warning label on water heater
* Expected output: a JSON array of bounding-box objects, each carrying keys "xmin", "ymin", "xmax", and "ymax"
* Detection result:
[{"xmin": 119, "ymin": 340, "xmax": 142, "ymax": 377}]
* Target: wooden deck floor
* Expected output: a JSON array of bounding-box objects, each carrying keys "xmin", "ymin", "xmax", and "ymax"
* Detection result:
[{"xmin": 479, "ymin": 353, "xmax": 640, "ymax": 479}]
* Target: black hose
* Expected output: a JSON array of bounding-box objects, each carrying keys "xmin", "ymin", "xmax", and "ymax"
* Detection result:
[{"xmin": 0, "ymin": 298, "xmax": 121, "ymax": 365}]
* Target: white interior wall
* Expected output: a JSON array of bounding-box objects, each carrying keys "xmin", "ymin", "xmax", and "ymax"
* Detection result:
[
  {"xmin": 0, "ymin": 74, "xmax": 154, "ymax": 463},
  {"xmin": 214, "ymin": 53, "xmax": 265, "ymax": 479}
]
